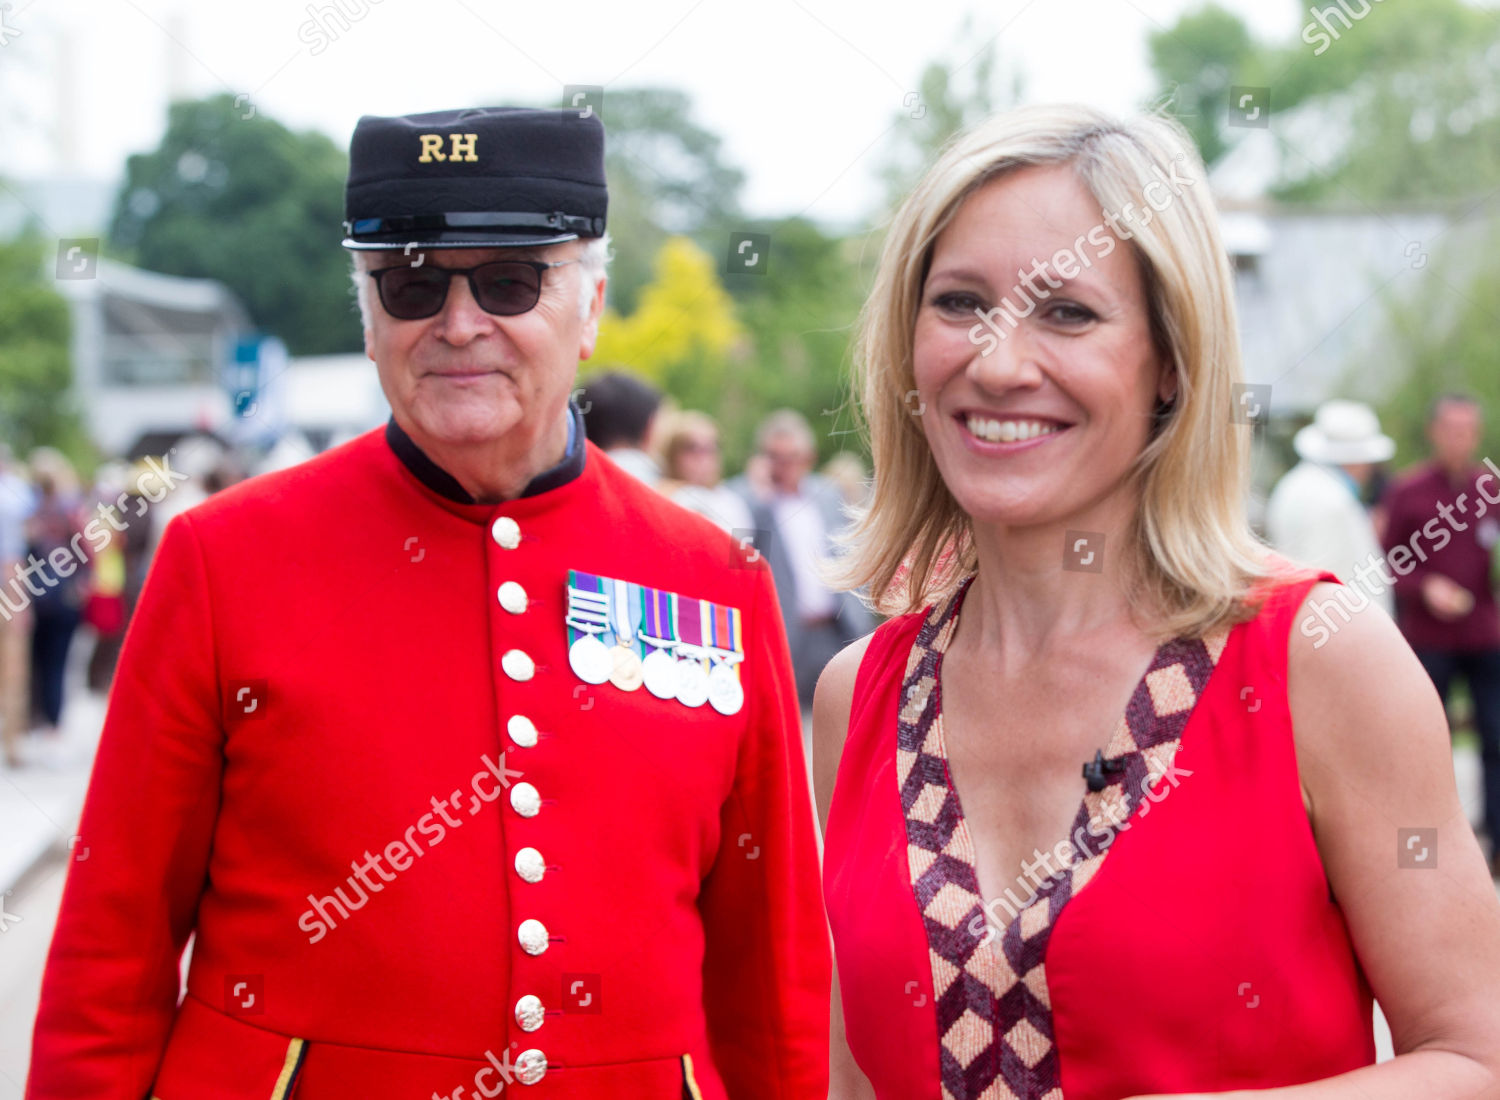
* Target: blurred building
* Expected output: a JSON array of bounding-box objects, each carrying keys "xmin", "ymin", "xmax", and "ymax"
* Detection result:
[
  {"xmin": 1222, "ymin": 202, "xmax": 1462, "ymax": 414},
  {"xmin": 53, "ymin": 260, "xmax": 387, "ymax": 461},
  {"xmin": 56, "ymin": 259, "xmax": 250, "ymax": 457}
]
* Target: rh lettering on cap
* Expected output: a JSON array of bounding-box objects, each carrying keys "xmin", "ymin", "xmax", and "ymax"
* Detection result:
[{"xmin": 418, "ymin": 133, "xmax": 479, "ymax": 163}]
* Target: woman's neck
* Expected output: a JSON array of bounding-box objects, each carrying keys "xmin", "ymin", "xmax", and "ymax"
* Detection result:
[{"xmin": 963, "ymin": 493, "xmax": 1144, "ymax": 657}]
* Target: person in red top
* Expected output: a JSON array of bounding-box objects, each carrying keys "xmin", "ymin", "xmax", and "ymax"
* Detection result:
[
  {"xmin": 27, "ymin": 106, "xmax": 828, "ymax": 1099},
  {"xmin": 814, "ymin": 104, "xmax": 1500, "ymax": 1099},
  {"xmin": 1381, "ymin": 393, "xmax": 1500, "ymax": 875}
]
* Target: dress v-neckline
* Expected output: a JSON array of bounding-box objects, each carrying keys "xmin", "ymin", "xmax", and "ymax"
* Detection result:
[
  {"xmin": 930, "ymin": 579, "xmax": 1178, "ymax": 952},
  {"xmin": 894, "ymin": 576, "xmax": 1228, "ymax": 1100}
]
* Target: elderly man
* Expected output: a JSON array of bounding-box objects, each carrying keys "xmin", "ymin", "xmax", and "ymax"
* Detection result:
[
  {"xmin": 29, "ymin": 107, "xmax": 828, "ymax": 1099},
  {"xmin": 1265, "ymin": 399, "xmax": 1395, "ymax": 616}
]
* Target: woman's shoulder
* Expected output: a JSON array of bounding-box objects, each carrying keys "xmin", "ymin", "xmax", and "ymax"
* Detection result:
[
  {"xmin": 812, "ymin": 607, "xmax": 932, "ymax": 821},
  {"xmin": 816, "ymin": 611, "xmax": 923, "ymax": 713},
  {"xmin": 1230, "ymin": 559, "xmax": 1338, "ymax": 635},
  {"xmin": 1287, "ymin": 579, "xmax": 1420, "ymax": 691}
]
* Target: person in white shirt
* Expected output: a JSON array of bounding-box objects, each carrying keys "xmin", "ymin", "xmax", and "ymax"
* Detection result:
[
  {"xmin": 1266, "ymin": 399, "xmax": 1395, "ymax": 616},
  {"xmin": 659, "ymin": 410, "xmax": 753, "ymax": 534}
]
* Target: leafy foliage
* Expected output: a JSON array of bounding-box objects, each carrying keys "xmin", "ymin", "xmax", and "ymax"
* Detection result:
[
  {"xmin": 1148, "ymin": 0, "xmax": 1500, "ymax": 201},
  {"xmin": 0, "ymin": 232, "xmax": 88, "ymax": 461},
  {"xmin": 1146, "ymin": 3, "xmax": 1256, "ymax": 168},
  {"xmin": 108, "ymin": 94, "xmax": 358, "ymax": 355}
]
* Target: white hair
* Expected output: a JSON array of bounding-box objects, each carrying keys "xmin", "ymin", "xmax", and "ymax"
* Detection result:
[{"xmin": 350, "ymin": 232, "xmax": 610, "ymax": 329}]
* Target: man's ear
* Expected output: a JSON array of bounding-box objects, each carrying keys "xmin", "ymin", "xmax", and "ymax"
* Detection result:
[{"xmin": 578, "ymin": 275, "xmax": 607, "ymax": 361}]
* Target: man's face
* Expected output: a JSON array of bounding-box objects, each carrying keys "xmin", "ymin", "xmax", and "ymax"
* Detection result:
[
  {"xmin": 363, "ymin": 241, "xmax": 604, "ymax": 450},
  {"xmin": 1429, "ymin": 399, "xmax": 1482, "ymax": 472},
  {"xmin": 763, "ymin": 434, "xmax": 814, "ymax": 494}
]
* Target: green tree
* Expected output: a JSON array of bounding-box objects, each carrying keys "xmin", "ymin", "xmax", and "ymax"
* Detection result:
[
  {"xmin": 1265, "ymin": 0, "xmax": 1500, "ymax": 202},
  {"xmin": 877, "ymin": 23, "xmax": 1022, "ymax": 213},
  {"xmin": 1146, "ymin": 4, "xmax": 1256, "ymax": 168},
  {"xmin": 1364, "ymin": 225, "xmax": 1500, "ymax": 467},
  {"xmin": 568, "ymin": 87, "xmax": 747, "ymax": 316},
  {"xmin": 0, "ymin": 232, "xmax": 88, "ymax": 460},
  {"xmin": 587, "ymin": 220, "xmax": 874, "ymax": 473},
  {"xmin": 725, "ymin": 217, "xmax": 874, "ymax": 469},
  {"xmin": 1148, "ymin": 0, "xmax": 1500, "ymax": 201},
  {"xmin": 591, "ymin": 235, "xmax": 744, "ymax": 393},
  {"xmin": 109, "ymin": 94, "xmax": 358, "ymax": 355}
]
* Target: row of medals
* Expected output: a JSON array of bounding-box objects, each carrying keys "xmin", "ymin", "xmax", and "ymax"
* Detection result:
[{"xmin": 568, "ymin": 631, "xmax": 744, "ymax": 716}]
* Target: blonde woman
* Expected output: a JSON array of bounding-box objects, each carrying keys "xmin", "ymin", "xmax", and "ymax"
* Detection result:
[
  {"xmin": 814, "ymin": 105, "xmax": 1500, "ymax": 1099},
  {"xmin": 658, "ymin": 409, "xmax": 753, "ymax": 533}
]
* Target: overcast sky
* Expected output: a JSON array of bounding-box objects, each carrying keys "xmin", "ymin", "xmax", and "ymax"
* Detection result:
[{"xmin": 3, "ymin": 0, "xmax": 1302, "ymax": 221}]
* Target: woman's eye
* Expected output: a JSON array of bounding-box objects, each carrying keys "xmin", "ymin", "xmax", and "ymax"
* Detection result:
[
  {"xmin": 931, "ymin": 291, "xmax": 984, "ymax": 315},
  {"xmin": 1045, "ymin": 301, "xmax": 1098, "ymax": 326}
]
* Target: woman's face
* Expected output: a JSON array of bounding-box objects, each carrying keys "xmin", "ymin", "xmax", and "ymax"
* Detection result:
[
  {"xmin": 674, "ymin": 429, "xmax": 722, "ymax": 487},
  {"xmin": 911, "ymin": 163, "xmax": 1174, "ymax": 533}
]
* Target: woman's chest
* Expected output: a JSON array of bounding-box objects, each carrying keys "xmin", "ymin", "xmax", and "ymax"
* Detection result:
[{"xmin": 935, "ymin": 648, "xmax": 1164, "ymax": 923}]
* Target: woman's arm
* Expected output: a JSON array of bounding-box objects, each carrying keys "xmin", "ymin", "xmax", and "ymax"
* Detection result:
[
  {"xmin": 1132, "ymin": 582, "xmax": 1500, "ymax": 1099},
  {"xmin": 813, "ymin": 634, "xmax": 878, "ymax": 1100}
]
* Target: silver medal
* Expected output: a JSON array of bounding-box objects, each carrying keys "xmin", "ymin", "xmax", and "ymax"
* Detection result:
[
  {"xmin": 676, "ymin": 659, "xmax": 711, "ymax": 708},
  {"xmin": 708, "ymin": 663, "xmax": 745, "ymax": 716},
  {"xmin": 642, "ymin": 647, "xmax": 680, "ymax": 699},
  {"xmin": 568, "ymin": 634, "xmax": 612, "ymax": 685}
]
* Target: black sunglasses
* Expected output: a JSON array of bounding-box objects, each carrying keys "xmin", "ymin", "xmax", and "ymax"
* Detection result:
[{"xmin": 367, "ymin": 258, "xmax": 579, "ymax": 320}]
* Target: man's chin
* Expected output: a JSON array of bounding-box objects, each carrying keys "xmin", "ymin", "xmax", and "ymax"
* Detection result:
[{"xmin": 407, "ymin": 398, "xmax": 523, "ymax": 449}]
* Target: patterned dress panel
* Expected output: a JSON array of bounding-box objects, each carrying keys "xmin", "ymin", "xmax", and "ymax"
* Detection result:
[{"xmin": 896, "ymin": 580, "xmax": 1225, "ymax": 1100}]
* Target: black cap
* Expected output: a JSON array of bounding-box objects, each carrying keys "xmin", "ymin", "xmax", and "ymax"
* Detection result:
[{"xmin": 342, "ymin": 107, "xmax": 607, "ymax": 251}]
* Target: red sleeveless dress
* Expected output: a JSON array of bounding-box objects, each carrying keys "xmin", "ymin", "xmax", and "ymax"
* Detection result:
[{"xmin": 824, "ymin": 572, "xmax": 1375, "ymax": 1099}]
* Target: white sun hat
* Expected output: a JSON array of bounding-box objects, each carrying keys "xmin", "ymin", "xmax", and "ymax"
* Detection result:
[{"xmin": 1293, "ymin": 400, "xmax": 1396, "ymax": 466}]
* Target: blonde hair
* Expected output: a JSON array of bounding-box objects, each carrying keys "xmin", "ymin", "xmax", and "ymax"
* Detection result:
[
  {"xmin": 661, "ymin": 409, "xmax": 720, "ymax": 481},
  {"xmin": 842, "ymin": 103, "xmax": 1276, "ymax": 639}
]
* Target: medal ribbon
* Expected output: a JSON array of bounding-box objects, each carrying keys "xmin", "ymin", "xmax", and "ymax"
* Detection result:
[
  {"xmin": 609, "ymin": 578, "xmax": 642, "ymax": 655},
  {"xmin": 640, "ymin": 587, "xmax": 676, "ymax": 652},
  {"xmin": 677, "ymin": 595, "xmax": 709, "ymax": 672},
  {"xmin": 706, "ymin": 602, "xmax": 745, "ymax": 667},
  {"xmin": 566, "ymin": 570, "xmax": 609, "ymax": 646},
  {"xmin": 722, "ymin": 605, "xmax": 744, "ymax": 679}
]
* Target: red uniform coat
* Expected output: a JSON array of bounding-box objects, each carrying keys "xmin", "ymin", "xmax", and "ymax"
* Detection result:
[{"xmin": 27, "ymin": 425, "xmax": 830, "ymax": 1099}]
